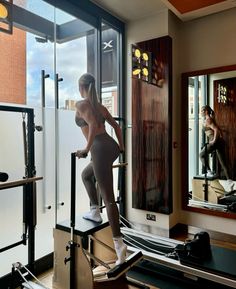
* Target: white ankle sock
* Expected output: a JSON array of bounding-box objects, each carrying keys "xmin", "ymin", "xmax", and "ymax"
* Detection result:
[
  {"xmin": 113, "ymin": 236, "xmax": 127, "ymax": 265},
  {"xmin": 226, "ymin": 179, "xmax": 234, "ymax": 192},
  {"xmin": 83, "ymin": 205, "xmax": 102, "ymax": 223}
]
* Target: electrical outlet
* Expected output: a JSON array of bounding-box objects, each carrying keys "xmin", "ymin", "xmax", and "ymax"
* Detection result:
[{"xmin": 146, "ymin": 213, "xmax": 156, "ymax": 221}]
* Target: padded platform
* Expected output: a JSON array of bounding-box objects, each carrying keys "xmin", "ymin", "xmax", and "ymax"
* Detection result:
[
  {"xmin": 128, "ymin": 259, "xmax": 231, "ymax": 289},
  {"xmin": 193, "ymin": 175, "xmax": 218, "ymax": 180},
  {"xmin": 179, "ymin": 245, "xmax": 236, "ymax": 280},
  {"xmin": 56, "ymin": 213, "xmax": 109, "ymax": 237}
]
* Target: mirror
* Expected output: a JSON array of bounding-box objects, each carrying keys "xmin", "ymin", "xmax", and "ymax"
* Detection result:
[{"xmin": 182, "ymin": 65, "xmax": 236, "ymax": 218}]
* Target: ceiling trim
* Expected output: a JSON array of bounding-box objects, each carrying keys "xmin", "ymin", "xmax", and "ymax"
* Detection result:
[
  {"xmin": 161, "ymin": 0, "xmax": 236, "ymax": 21},
  {"xmin": 167, "ymin": 0, "xmax": 226, "ymax": 14}
]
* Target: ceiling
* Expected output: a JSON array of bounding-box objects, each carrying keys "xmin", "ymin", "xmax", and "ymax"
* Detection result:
[{"xmin": 91, "ymin": 0, "xmax": 236, "ymax": 22}]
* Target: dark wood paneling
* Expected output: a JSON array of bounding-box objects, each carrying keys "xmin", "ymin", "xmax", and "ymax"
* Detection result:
[
  {"xmin": 132, "ymin": 36, "xmax": 172, "ymax": 214},
  {"xmin": 214, "ymin": 77, "xmax": 236, "ymax": 179}
]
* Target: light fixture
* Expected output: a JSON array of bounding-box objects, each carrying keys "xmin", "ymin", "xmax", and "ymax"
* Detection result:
[
  {"xmin": 0, "ymin": 0, "xmax": 13, "ymax": 34},
  {"xmin": 132, "ymin": 68, "xmax": 141, "ymax": 76},
  {"xmin": 142, "ymin": 52, "xmax": 149, "ymax": 61},
  {"xmin": 218, "ymin": 84, "xmax": 228, "ymax": 104},
  {"xmin": 0, "ymin": 3, "xmax": 8, "ymax": 18},
  {"xmin": 134, "ymin": 48, "xmax": 141, "ymax": 59},
  {"xmin": 142, "ymin": 67, "xmax": 149, "ymax": 77},
  {"xmin": 132, "ymin": 44, "xmax": 151, "ymax": 82}
]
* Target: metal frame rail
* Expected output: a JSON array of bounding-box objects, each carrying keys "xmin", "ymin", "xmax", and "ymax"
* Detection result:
[{"xmin": 0, "ymin": 105, "xmax": 37, "ymax": 288}]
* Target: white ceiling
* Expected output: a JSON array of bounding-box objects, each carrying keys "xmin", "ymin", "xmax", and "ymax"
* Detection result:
[
  {"xmin": 91, "ymin": 0, "xmax": 167, "ymax": 22},
  {"xmin": 91, "ymin": 0, "xmax": 236, "ymax": 22}
]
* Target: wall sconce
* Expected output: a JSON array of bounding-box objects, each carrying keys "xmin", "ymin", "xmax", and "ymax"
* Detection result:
[
  {"xmin": 0, "ymin": 0, "xmax": 13, "ymax": 34},
  {"xmin": 132, "ymin": 44, "xmax": 165, "ymax": 87},
  {"xmin": 132, "ymin": 45, "xmax": 151, "ymax": 83},
  {"xmin": 217, "ymin": 83, "xmax": 234, "ymax": 105}
]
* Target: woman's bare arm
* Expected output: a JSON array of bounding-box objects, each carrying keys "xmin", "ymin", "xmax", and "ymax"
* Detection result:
[
  {"xmin": 207, "ymin": 118, "xmax": 220, "ymax": 144},
  {"xmin": 100, "ymin": 105, "xmax": 125, "ymax": 151}
]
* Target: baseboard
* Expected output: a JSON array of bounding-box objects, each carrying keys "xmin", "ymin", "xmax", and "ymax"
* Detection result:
[
  {"xmin": 170, "ymin": 222, "xmax": 236, "ymax": 244},
  {"xmin": 187, "ymin": 225, "xmax": 236, "ymax": 243}
]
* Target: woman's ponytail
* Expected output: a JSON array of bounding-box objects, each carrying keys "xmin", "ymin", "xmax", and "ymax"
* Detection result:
[
  {"xmin": 88, "ymin": 81, "xmax": 99, "ymax": 109},
  {"xmin": 78, "ymin": 73, "xmax": 102, "ymax": 122}
]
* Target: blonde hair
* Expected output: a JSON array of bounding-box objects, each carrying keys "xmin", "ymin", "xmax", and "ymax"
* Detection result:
[
  {"xmin": 79, "ymin": 73, "xmax": 103, "ymax": 122},
  {"xmin": 202, "ymin": 105, "xmax": 215, "ymax": 118}
]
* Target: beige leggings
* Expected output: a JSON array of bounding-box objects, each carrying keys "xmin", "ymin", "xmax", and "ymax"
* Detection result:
[
  {"xmin": 82, "ymin": 133, "xmax": 121, "ymax": 237},
  {"xmin": 199, "ymin": 137, "xmax": 229, "ymax": 179}
]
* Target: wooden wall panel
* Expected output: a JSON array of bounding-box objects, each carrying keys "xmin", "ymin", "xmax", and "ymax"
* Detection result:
[
  {"xmin": 214, "ymin": 77, "xmax": 236, "ymax": 179},
  {"xmin": 132, "ymin": 36, "xmax": 172, "ymax": 214}
]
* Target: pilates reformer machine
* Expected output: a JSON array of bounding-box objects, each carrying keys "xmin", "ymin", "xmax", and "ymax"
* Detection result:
[
  {"xmin": 5, "ymin": 107, "xmax": 236, "ymax": 289},
  {"xmin": 13, "ymin": 153, "xmax": 143, "ymax": 289},
  {"xmin": 52, "ymin": 153, "xmax": 143, "ymax": 289},
  {"xmin": 20, "ymin": 155, "xmax": 236, "ymax": 289},
  {"xmin": 120, "ymin": 221, "xmax": 236, "ymax": 289}
]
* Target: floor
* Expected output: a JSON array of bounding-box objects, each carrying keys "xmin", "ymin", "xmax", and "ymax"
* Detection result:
[{"xmin": 31, "ymin": 270, "xmax": 158, "ymax": 289}]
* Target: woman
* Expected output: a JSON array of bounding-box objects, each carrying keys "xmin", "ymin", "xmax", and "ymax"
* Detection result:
[
  {"xmin": 75, "ymin": 73, "xmax": 127, "ymax": 265},
  {"xmin": 199, "ymin": 105, "xmax": 230, "ymax": 181}
]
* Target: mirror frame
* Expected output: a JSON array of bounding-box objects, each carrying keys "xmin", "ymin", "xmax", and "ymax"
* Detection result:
[{"xmin": 181, "ymin": 64, "xmax": 236, "ymax": 219}]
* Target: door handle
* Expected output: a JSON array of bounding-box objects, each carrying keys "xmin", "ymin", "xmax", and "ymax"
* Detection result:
[
  {"xmin": 55, "ymin": 73, "xmax": 63, "ymax": 109},
  {"xmin": 41, "ymin": 70, "xmax": 50, "ymax": 213},
  {"xmin": 41, "ymin": 70, "xmax": 50, "ymax": 108}
]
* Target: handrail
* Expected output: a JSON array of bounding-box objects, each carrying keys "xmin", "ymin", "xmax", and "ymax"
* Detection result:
[
  {"xmin": 112, "ymin": 162, "xmax": 128, "ymax": 168},
  {"xmin": 0, "ymin": 177, "xmax": 43, "ymax": 190}
]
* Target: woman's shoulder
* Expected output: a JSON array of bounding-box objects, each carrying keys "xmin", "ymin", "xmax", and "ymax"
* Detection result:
[
  {"xmin": 75, "ymin": 99, "xmax": 89, "ymax": 109},
  {"xmin": 98, "ymin": 103, "xmax": 109, "ymax": 117}
]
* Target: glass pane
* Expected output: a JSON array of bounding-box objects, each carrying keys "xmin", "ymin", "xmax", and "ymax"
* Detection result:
[
  {"xmin": 55, "ymin": 8, "xmax": 97, "ymax": 223},
  {"xmin": 14, "ymin": 0, "xmax": 54, "ymax": 22},
  {"xmin": 56, "ymin": 110, "xmax": 91, "ymax": 224},
  {"xmin": 101, "ymin": 23, "xmax": 121, "ymax": 200},
  {"xmin": 0, "ymin": 0, "xmax": 55, "ymax": 107},
  {"xmin": 27, "ymin": 32, "xmax": 54, "ymax": 107},
  {"xmin": 0, "ymin": 0, "xmax": 56, "ymax": 267},
  {"xmin": 101, "ymin": 22, "xmax": 119, "ymax": 116},
  {"xmin": 0, "ymin": 111, "xmax": 28, "ymax": 276},
  {"xmin": 34, "ymin": 107, "xmax": 56, "ymax": 259},
  {"xmin": 55, "ymin": 8, "xmax": 96, "ymax": 109}
]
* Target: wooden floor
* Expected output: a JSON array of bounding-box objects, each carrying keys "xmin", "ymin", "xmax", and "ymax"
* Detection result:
[{"xmin": 31, "ymin": 270, "xmax": 159, "ymax": 289}]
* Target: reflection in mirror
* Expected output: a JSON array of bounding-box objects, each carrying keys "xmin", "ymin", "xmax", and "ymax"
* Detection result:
[{"xmin": 186, "ymin": 67, "xmax": 236, "ymax": 215}]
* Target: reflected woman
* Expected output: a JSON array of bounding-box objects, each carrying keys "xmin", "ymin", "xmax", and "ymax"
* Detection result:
[
  {"xmin": 75, "ymin": 73, "xmax": 127, "ymax": 265},
  {"xmin": 199, "ymin": 105, "xmax": 233, "ymax": 189}
]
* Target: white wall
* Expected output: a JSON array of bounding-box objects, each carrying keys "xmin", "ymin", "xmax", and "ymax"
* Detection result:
[
  {"xmin": 167, "ymin": 11, "xmax": 182, "ymax": 229},
  {"xmin": 180, "ymin": 7, "xmax": 236, "ymax": 72},
  {"xmin": 126, "ymin": 7, "xmax": 236, "ymax": 236}
]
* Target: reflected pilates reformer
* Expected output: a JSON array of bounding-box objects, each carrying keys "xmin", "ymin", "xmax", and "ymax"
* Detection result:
[{"xmin": 190, "ymin": 137, "xmax": 236, "ymax": 212}]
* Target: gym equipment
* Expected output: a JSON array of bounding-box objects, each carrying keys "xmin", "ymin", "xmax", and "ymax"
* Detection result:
[
  {"xmin": 0, "ymin": 176, "xmax": 42, "ymax": 190},
  {"xmin": 53, "ymin": 152, "xmax": 143, "ymax": 289},
  {"xmin": 191, "ymin": 177, "xmax": 236, "ymax": 212},
  {"xmin": 12, "ymin": 262, "xmax": 49, "ymax": 289},
  {"xmin": 191, "ymin": 141, "xmax": 236, "ymax": 212},
  {"xmin": 0, "ymin": 105, "xmax": 43, "ymax": 289},
  {"xmin": 120, "ymin": 218, "xmax": 236, "ymax": 288}
]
